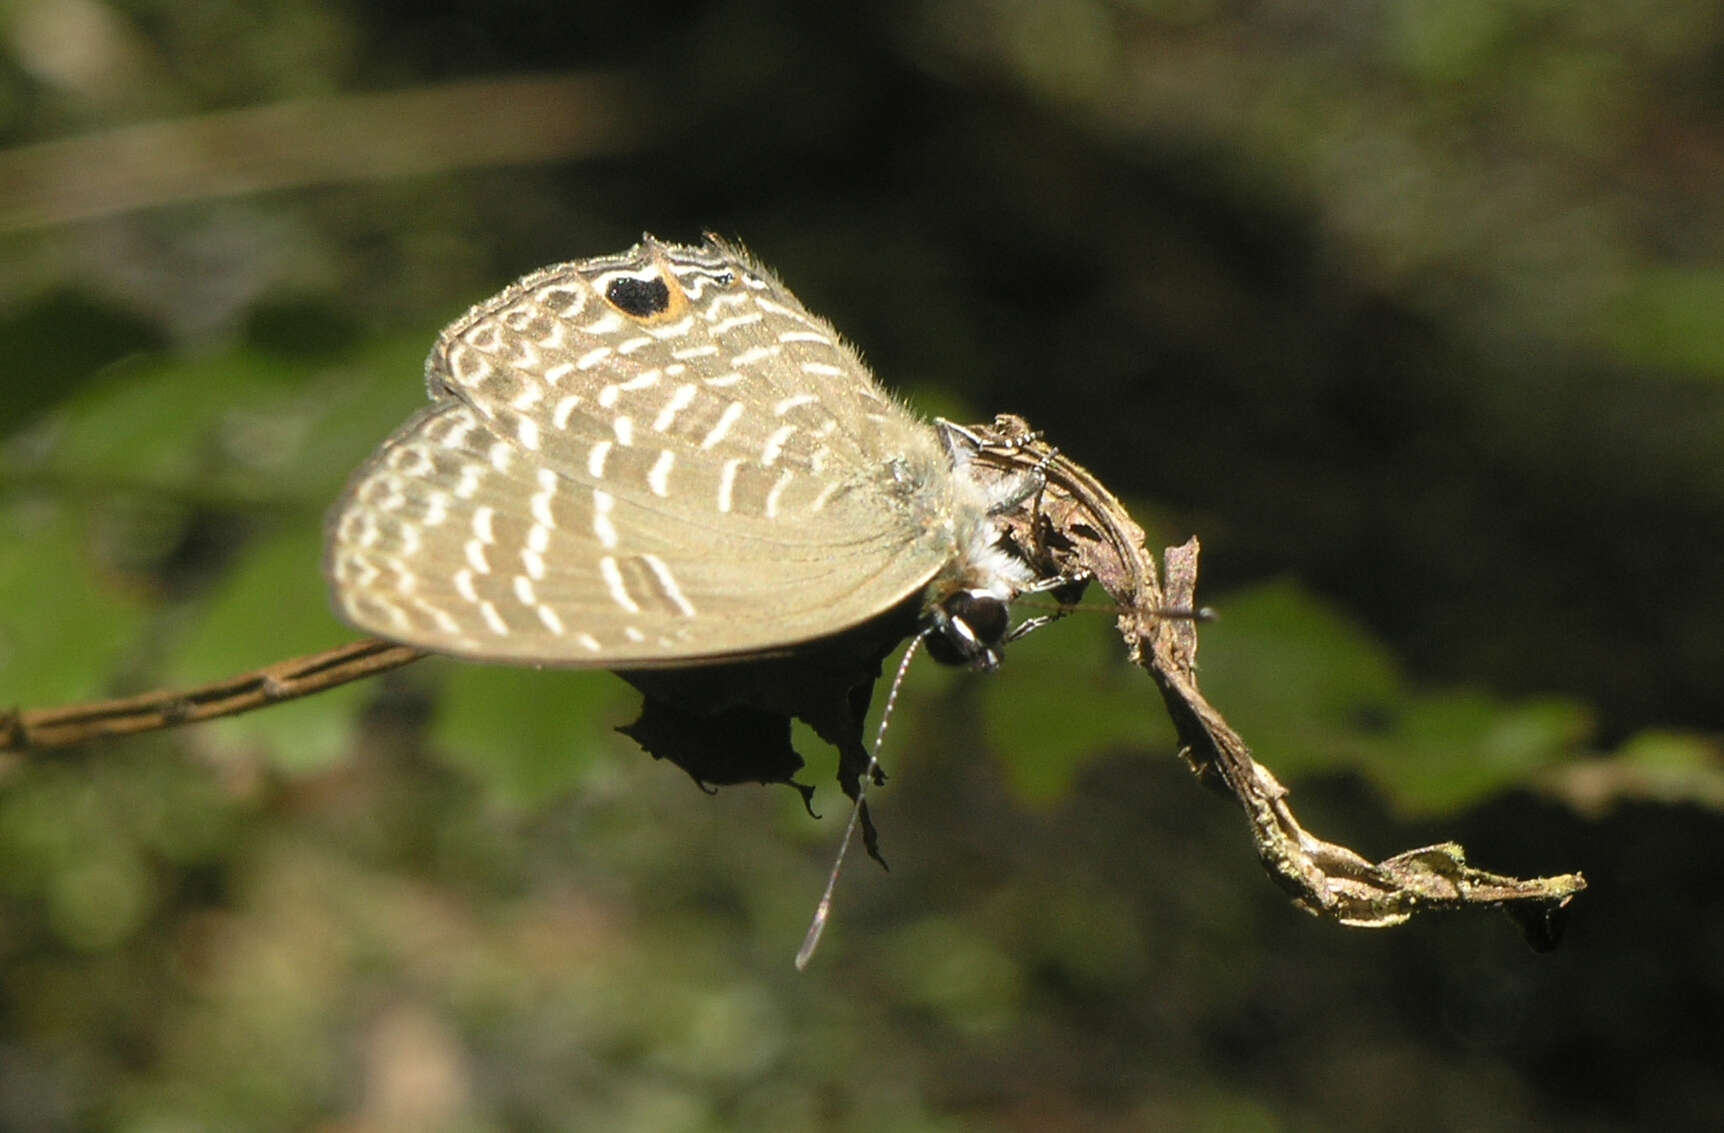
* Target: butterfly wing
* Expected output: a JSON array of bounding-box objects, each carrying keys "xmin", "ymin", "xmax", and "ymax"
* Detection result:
[{"xmin": 324, "ymin": 236, "xmax": 958, "ymax": 666}]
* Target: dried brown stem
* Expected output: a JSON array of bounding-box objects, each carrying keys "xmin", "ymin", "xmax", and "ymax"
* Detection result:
[
  {"xmin": 0, "ymin": 638, "xmax": 425, "ymax": 753},
  {"xmin": 969, "ymin": 415, "xmax": 1586, "ymax": 947}
]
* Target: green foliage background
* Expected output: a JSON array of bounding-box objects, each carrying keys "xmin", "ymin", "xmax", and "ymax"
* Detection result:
[{"xmin": 2, "ymin": 2, "xmax": 1722, "ymax": 1128}]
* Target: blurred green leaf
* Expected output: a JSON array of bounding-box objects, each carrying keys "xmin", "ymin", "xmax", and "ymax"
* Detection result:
[
  {"xmin": 163, "ymin": 521, "xmax": 365, "ymax": 773},
  {"xmin": 883, "ymin": 915, "xmax": 1024, "ymax": 1036},
  {"xmin": 47, "ymin": 846, "xmax": 156, "ymax": 952},
  {"xmin": 0, "ymin": 751, "xmax": 235, "ymax": 956},
  {"xmin": 1388, "ymin": 0, "xmax": 1515, "ymax": 84},
  {"xmin": 4, "ymin": 333, "xmax": 432, "ymax": 510},
  {"xmin": 1198, "ymin": 578, "xmax": 1405, "ymax": 779},
  {"xmin": 0, "ymin": 765, "xmax": 98, "ymax": 896},
  {"xmin": 0, "ymin": 501, "xmax": 152, "ymax": 708},
  {"xmin": 115, "ymin": 754, "xmax": 244, "ymax": 865},
  {"xmin": 277, "ymin": 333, "xmax": 444, "ymax": 501},
  {"xmin": 430, "ymin": 661, "xmax": 630, "ymax": 809},
  {"xmin": 1617, "ymin": 729, "xmax": 1721, "ymax": 773},
  {"xmin": 1373, "ymin": 691, "xmax": 1591, "ymax": 816},
  {"xmin": 0, "ymin": 290, "xmax": 163, "ymax": 432},
  {"xmin": 1199, "ymin": 579, "xmax": 1598, "ymax": 815},
  {"xmin": 981, "ymin": 610, "xmax": 1166, "ymax": 805},
  {"xmin": 1599, "ymin": 269, "xmax": 1724, "ymax": 380},
  {"xmin": 1543, "ymin": 729, "xmax": 1724, "ymax": 816},
  {"xmin": 5, "ymin": 351, "xmax": 305, "ymax": 502}
]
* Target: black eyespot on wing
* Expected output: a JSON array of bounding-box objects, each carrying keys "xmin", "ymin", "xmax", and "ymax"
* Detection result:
[{"xmin": 607, "ymin": 276, "xmax": 672, "ymax": 317}]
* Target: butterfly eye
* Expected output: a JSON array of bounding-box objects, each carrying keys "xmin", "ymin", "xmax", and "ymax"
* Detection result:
[{"xmin": 923, "ymin": 589, "xmax": 1011, "ymax": 671}]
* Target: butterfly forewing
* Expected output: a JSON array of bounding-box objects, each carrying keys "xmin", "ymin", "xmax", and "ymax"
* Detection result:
[{"xmin": 325, "ymin": 235, "xmax": 959, "ymax": 666}]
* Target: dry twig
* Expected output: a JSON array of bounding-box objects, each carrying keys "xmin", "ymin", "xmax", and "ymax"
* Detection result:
[
  {"xmin": 0, "ymin": 638, "xmax": 424, "ymax": 752},
  {"xmin": 969, "ymin": 414, "xmax": 1585, "ymax": 947}
]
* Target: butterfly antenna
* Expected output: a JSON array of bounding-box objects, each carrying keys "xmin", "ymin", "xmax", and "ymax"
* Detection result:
[
  {"xmin": 1010, "ymin": 595, "xmax": 1219, "ymax": 622},
  {"xmin": 795, "ymin": 635, "xmax": 924, "ymax": 970}
]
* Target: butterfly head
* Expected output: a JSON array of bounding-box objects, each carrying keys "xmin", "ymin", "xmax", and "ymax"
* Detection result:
[{"xmin": 922, "ymin": 587, "xmax": 1011, "ymax": 670}]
